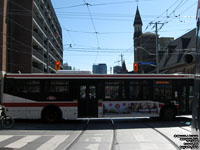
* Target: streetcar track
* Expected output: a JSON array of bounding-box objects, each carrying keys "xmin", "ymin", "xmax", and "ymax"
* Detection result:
[
  {"xmin": 65, "ymin": 119, "xmax": 89, "ymax": 150},
  {"xmin": 179, "ymin": 127, "xmax": 191, "ymax": 133},
  {"xmin": 111, "ymin": 119, "xmax": 118, "ymax": 150},
  {"xmin": 169, "ymin": 121, "xmax": 192, "ymax": 133},
  {"xmin": 144, "ymin": 123, "xmax": 180, "ymax": 150}
]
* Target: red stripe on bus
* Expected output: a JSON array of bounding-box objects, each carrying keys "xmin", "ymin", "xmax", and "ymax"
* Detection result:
[{"xmin": 3, "ymin": 103, "xmax": 78, "ymax": 107}]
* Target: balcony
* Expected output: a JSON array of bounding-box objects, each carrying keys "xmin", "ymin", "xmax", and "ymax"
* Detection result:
[
  {"xmin": 33, "ymin": 14, "xmax": 44, "ymax": 31},
  {"xmin": 32, "ymin": 48, "xmax": 44, "ymax": 62},
  {"xmin": 32, "ymin": 66, "xmax": 43, "ymax": 73},
  {"xmin": 33, "ymin": 31, "xmax": 44, "ymax": 45}
]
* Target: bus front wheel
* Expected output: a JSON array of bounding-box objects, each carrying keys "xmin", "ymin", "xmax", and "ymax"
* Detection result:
[{"xmin": 41, "ymin": 106, "xmax": 62, "ymax": 123}]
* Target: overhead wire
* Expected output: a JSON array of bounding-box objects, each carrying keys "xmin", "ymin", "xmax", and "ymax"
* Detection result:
[
  {"xmin": 83, "ymin": 1, "xmax": 100, "ymax": 47},
  {"xmin": 159, "ymin": 0, "xmax": 190, "ymax": 24},
  {"xmin": 164, "ymin": 2, "xmax": 197, "ymax": 24},
  {"xmin": 55, "ymin": 11, "xmax": 195, "ymax": 19},
  {"xmin": 65, "ymin": 49, "xmax": 132, "ymax": 53},
  {"xmin": 62, "ymin": 26, "xmax": 75, "ymax": 46},
  {"xmin": 90, "ymin": 0, "xmax": 149, "ymax": 6},
  {"xmin": 54, "ymin": 4, "xmax": 85, "ymax": 9},
  {"xmin": 63, "ymin": 28, "xmax": 132, "ymax": 34},
  {"xmin": 145, "ymin": 0, "xmax": 193, "ymax": 31},
  {"xmin": 82, "ymin": 0, "xmax": 101, "ymax": 63},
  {"xmin": 54, "ymin": 0, "xmax": 151, "ymax": 9},
  {"xmin": 145, "ymin": 0, "xmax": 182, "ymax": 30}
]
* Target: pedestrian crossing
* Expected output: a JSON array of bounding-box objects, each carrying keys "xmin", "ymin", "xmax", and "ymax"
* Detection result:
[
  {"xmin": 37, "ymin": 135, "xmax": 69, "ymax": 150},
  {"xmin": 0, "ymin": 135, "xmax": 70, "ymax": 150},
  {"xmin": 0, "ymin": 135, "xmax": 13, "ymax": 142},
  {"xmin": 0, "ymin": 133, "xmax": 113, "ymax": 150},
  {"xmin": 5, "ymin": 136, "xmax": 40, "ymax": 149}
]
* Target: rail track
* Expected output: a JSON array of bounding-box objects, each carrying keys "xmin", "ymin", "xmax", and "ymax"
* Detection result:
[
  {"xmin": 144, "ymin": 122, "xmax": 181, "ymax": 150},
  {"xmin": 65, "ymin": 119, "xmax": 89, "ymax": 150}
]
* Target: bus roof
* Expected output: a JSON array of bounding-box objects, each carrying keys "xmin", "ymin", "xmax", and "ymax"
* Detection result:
[
  {"xmin": 56, "ymin": 70, "xmax": 92, "ymax": 74},
  {"xmin": 4, "ymin": 73, "xmax": 194, "ymax": 79}
]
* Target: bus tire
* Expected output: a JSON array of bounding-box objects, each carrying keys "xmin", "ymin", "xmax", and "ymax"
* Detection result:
[
  {"xmin": 161, "ymin": 107, "xmax": 175, "ymax": 121},
  {"xmin": 41, "ymin": 106, "xmax": 62, "ymax": 123}
]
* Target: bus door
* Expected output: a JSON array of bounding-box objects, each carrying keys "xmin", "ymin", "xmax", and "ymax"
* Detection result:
[
  {"xmin": 78, "ymin": 84, "xmax": 98, "ymax": 118},
  {"xmin": 180, "ymin": 84, "xmax": 193, "ymax": 114}
]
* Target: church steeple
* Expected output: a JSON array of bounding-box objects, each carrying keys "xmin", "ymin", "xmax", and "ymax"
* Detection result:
[{"xmin": 134, "ymin": 6, "xmax": 143, "ymax": 38}]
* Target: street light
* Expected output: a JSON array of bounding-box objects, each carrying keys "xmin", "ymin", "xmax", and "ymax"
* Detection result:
[
  {"xmin": 135, "ymin": 46, "xmax": 159, "ymax": 73},
  {"xmin": 136, "ymin": 47, "xmax": 156, "ymax": 55}
]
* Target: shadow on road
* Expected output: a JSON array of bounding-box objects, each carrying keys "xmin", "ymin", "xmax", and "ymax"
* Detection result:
[{"xmin": 1, "ymin": 116, "xmax": 191, "ymax": 131}]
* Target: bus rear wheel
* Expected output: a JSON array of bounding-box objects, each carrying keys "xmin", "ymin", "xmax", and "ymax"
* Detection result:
[
  {"xmin": 161, "ymin": 108, "xmax": 175, "ymax": 121},
  {"xmin": 42, "ymin": 107, "xmax": 62, "ymax": 123}
]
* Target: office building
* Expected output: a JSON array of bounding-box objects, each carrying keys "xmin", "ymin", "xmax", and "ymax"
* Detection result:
[{"xmin": 92, "ymin": 64, "xmax": 107, "ymax": 74}]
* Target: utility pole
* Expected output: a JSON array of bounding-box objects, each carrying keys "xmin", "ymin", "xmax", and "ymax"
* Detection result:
[
  {"xmin": 1, "ymin": 0, "xmax": 7, "ymax": 73},
  {"xmin": 149, "ymin": 22, "xmax": 164, "ymax": 74}
]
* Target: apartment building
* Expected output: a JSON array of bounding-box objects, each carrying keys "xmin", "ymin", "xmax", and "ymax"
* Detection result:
[{"xmin": 1, "ymin": 0, "xmax": 63, "ymax": 73}]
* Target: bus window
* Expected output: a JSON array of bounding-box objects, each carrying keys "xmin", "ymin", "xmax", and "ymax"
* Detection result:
[
  {"xmin": 23, "ymin": 80, "xmax": 40, "ymax": 93},
  {"xmin": 129, "ymin": 81, "xmax": 140, "ymax": 99},
  {"xmin": 153, "ymin": 80, "xmax": 173, "ymax": 102},
  {"xmin": 80, "ymin": 86, "xmax": 86, "ymax": 99},
  {"xmin": 129, "ymin": 80, "xmax": 150, "ymax": 100},
  {"xmin": 46, "ymin": 80, "xmax": 71, "ymax": 101},
  {"xmin": 89, "ymin": 86, "xmax": 96, "ymax": 100},
  {"xmin": 105, "ymin": 81, "xmax": 125, "ymax": 100},
  {"xmin": 189, "ymin": 85, "xmax": 193, "ymax": 112},
  {"xmin": 180, "ymin": 86, "xmax": 187, "ymax": 112},
  {"xmin": 12, "ymin": 80, "xmax": 41, "ymax": 94},
  {"xmin": 49, "ymin": 80, "xmax": 69, "ymax": 93}
]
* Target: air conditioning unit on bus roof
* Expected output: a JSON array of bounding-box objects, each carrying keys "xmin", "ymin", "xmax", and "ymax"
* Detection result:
[{"xmin": 56, "ymin": 70, "xmax": 92, "ymax": 74}]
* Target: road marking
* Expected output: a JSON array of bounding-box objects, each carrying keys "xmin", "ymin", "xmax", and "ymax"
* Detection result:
[
  {"xmin": 37, "ymin": 135, "xmax": 69, "ymax": 150},
  {"xmin": 5, "ymin": 135, "xmax": 40, "ymax": 149},
  {"xmin": 85, "ymin": 137, "xmax": 101, "ymax": 142},
  {"xmin": 85, "ymin": 144, "xmax": 99, "ymax": 150},
  {"xmin": 0, "ymin": 135, "xmax": 13, "ymax": 142},
  {"xmin": 93, "ymin": 137, "xmax": 101, "ymax": 142}
]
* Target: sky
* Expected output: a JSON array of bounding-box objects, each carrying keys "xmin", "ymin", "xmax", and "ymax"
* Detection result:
[{"xmin": 51, "ymin": 0, "xmax": 197, "ymax": 72}]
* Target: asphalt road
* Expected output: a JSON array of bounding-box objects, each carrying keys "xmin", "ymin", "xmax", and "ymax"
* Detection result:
[{"xmin": 0, "ymin": 117, "xmax": 193, "ymax": 150}]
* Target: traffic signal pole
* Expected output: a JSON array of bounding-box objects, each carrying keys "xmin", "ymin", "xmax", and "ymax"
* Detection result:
[{"xmin": 155, "ymin": 22, "xmax": 159, "ymax": 74}]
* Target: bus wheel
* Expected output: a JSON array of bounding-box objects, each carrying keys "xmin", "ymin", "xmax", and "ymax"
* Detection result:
[
  {"xmin": 42, "ymin": 107, "xmax": 62, "ymax": 123},
  {"xmin": 161, "ymin": 108, "xmax": 175, "ymax": 121}
]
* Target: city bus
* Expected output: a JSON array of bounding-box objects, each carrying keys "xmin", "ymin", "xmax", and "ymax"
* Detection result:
[{"xmin": 0, "ymin": 73, "xmax": 194, "ymax": 122}]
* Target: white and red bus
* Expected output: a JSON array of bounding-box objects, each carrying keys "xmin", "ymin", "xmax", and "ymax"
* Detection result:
[{"xmin": 0, "ymin": 73, "xmax": 194, "ymax": 122}]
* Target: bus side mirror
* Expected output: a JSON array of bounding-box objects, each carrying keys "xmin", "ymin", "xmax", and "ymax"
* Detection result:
[{"xmin": 184, "ymin": 53, "xmax": 194, "ymax": 64}]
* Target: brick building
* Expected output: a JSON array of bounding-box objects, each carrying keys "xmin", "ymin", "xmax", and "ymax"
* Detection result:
[
  {"xmin": 0, "ymin": 0, "xmax": 63, "ymax": 73},
  {"xmin": 133, "ymin": 7, "xmax": 173, "ymax": 73}
]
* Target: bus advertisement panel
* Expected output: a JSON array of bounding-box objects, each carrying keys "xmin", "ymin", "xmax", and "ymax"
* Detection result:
[{"xmin": 103, "ymin": 101, "xmax": 159, "ymax": 117}]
